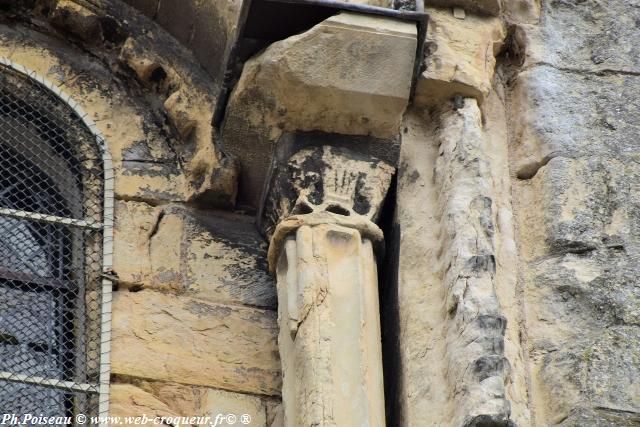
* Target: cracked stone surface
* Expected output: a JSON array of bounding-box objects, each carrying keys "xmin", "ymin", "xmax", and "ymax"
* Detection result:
[
  {"xmin": 509, "ymin": 0, "xmax": 640, "ymax": 424},
  {"xmin": 111, "ymin": 290, "xmax": 280, "ymax": 395},
  {"xmin": 267, "ymin": 146, "xmax": 393, "ymax": 426}
]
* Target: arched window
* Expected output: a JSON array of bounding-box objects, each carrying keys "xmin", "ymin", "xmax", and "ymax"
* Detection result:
[{"xmin": 0, "ymin": 61, "xmax": 113, "ymax": 419}]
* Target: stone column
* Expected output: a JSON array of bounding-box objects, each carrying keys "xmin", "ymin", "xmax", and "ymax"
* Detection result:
[{"xmin": 263, "ymin": 146, "xmax": 394, "ymax": 427}]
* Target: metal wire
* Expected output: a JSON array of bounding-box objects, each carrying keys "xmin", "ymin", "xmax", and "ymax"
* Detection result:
[{"xmin": 0, "ymin": 63, "xmax": 108, "ymax": 420}]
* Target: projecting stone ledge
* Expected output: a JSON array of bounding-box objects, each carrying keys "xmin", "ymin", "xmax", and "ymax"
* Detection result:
[
  {"xmin": 414, "ymin": 7, "xmax": 505, "ymax": 108},
  {"xmin": 223, "ymin": 11, "xmax": 417, "ymax": 141}
]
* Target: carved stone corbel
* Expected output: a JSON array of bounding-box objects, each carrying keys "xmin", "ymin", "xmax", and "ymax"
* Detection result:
[{"xmin": 264, "ymin": 146, "xmax": 394, "ymax": 427}]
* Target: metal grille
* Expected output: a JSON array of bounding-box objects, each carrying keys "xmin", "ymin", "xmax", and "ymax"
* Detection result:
[{"xmin": 0, "ymin": 63, "xmax": 109, "ymax": 420}]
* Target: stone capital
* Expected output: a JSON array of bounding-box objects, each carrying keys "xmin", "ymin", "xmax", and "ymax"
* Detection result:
[{"xmin": 261, "ymin": 145, "xmax": 395, "ymax": 262}]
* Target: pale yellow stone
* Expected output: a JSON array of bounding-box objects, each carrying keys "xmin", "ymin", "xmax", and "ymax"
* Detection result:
[
  {"xmin": 113, "ymin": 165, "xmax": 186, "ymax": 203},
  {"xmin": 426, "ymin": 0, "xmax": 500, "ymax": 16},
  {"xmin": 137, "ymin": 381, "xmax": 204, "ymax": 416},
  {"xmin": 185, "ymin": 215, "xmax": 275, "ymax": 307},
  {"xmin": 228, "ymin": 12, "xmax": 417, "ymax": 139},
  {"xmin": 123, "ymin": 381, "xmax": 272, "ymax": 426},
  {"xmin": 164, "ymin": 90, "xmax": 198, "ymax": 139},
  {"xmin": 49, "ymin": 0, "xmax": 101, "ymax": 41},
  {"xmin": 149, "ymin": 211, "xmax": 183, "ymax": 290},
  {"xmin": 113, "ymin": 200, "xmax": 157, "ymax": 287},
  {"xmin": 414, "ymin": 8, "xmax": 505, "ymax": 107},
  {"xmin": 112, "ymin": 202, "xmax": 184, "ymax": 291},
  {"xmin": 111, "ymin": 290, "xmax": 280, "ymax": 395},
  {"xmin": 117, "ymin": 34, "xmax": 238, "ymax": 205},
  {"xmin": 202, "ymin": 389, "xmax": 266, "ymax": 427},
  {"xmin": 395, "ymin": 98, "xmax": 531, "ymax": 426},
  {"xmin": 110, "ymin": 384, "xmax": 181, "ymax": 421},
  {"xmin": 276, "ymin": 224, "xmax": 384, "ymax": 426},
  {"xmin": 453, "ymin": 7, "xmax": 466, "ymax": 19}
]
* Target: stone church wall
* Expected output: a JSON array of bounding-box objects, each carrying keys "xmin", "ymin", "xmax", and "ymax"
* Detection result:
[{"xmin": 0, "ymin": 0, "xmax": 637, "ymax": 425}]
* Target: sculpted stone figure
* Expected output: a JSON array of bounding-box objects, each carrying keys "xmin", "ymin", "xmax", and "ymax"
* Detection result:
[{"xmin": 264, "ymin": 146, "xmax": 394, "ymax": 427}]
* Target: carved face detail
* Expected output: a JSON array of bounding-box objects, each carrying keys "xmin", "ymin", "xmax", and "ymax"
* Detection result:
[
  {"xmin": 261, "ymin": 145, "xmax": 395, "ymax": 237},
  {"xmin": 290, "ymin": 165, "xmax": 362, "ymax": 217}
]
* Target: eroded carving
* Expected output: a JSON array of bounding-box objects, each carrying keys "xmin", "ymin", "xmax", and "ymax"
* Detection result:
[{"xmin": 262, "ymin": 145, "xmax": 394, "ymax": 240}]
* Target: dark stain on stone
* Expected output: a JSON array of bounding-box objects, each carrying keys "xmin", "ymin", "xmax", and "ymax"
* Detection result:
[
  {"xmin": 186, "ymin": 300, "xmax": 232, "ymax": 317},
  {"xmin": 467, "ymin": 254, "xmax": 496, "ymax": 274},
  {"xmin": 122, "ymin": 140, "xmax": 153, "ymax": 161},
  {"xmin": 407, "ymin": 169, "xmax": 420, "ymax": 184}
]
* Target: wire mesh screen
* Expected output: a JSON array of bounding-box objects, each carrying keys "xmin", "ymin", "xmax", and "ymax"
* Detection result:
[{"xmin": 0, "ymin": 64, "xmax": 105, "ymax": 418}]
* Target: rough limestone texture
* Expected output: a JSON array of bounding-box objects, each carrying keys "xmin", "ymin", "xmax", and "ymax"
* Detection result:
[
  {"xmin": 522, "ymin": 0, "xmax": 639, "ymax": 74},
  {"xmin": 111, "ymin": 290, "xmax": 280, "ymax": 396},
  {"xmin": 110, "ymin": 382, "xmax": 272, "ymax": 425},
  {"xmin": 222, "ymin": 12, "xmax": 415, "ymax": 209},
  {"xmin": 112, "ymin": 201, "xmax": 182, "ymax": 291},
  {"xmin": 227, "ymin": 12, "xmax": 416, "ymax": 139},
  {"xmin": 513, "ymin": 156, "xmax": 640, "ymax": 425},
  {"xmin": 433, "ymin": 100, "xmax": 513, "ymax": 426},
  {"xmin": 276, "ymin": 226, "xmax": 385, "ymax": 427},
  {"xmin": 507, "ymin": 0, "xmax": 640, "ymax": 425},
  {"xmin": 110, "ymin": 384, "xmax": 181, "ymax": 422},
  {"xmin": 0, "ymin": 0, "xmax": 239, "ymax": 206},
  {"xmin": 123, "ymin": 0, "xmax": 242, "ymax": 83},
  {"xmin": 185, "ymin": 210, "xmax": 276, "ymax": 308},
  {"xmin": 113, "ymin": 201, "xmax": 276, "ymax": 307},
  {"xmin": 391, "ymin": 93, "xmax": 530, "ymax": 425},
  {"xmin": 425, "ymin": 0, "xmax": 501, "ymax": 16},
  {"xmin": 414, "ymin": 7, "xmax": 505, "ymax": 108}
]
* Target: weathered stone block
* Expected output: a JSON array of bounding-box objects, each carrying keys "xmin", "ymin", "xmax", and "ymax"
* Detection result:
[
  {"xmin": 414, "ymin": 7, "xmax": 504, "ymax": 108},
  {"xmin": 110, "ymin": 384, "xmax": 180, "ymax": 421},
  {"xmin": 526, "ymin": 251, "xmax": 640, "ymax": 342},
  {"xmin": 226, "ymin": 11, "xmax": 417, "ymax": 140},
  {"xmin": 534, "ymin": 327, "xmax": 640, "ymax": 425},
  {"xmin": 155, "ymin": 0, "xmax": 197, "ymax": 45},
  {"xmin": 113, "ymin": 201, "xmax": 184, "ymax": 291},
  {"xmin": 524, "ymin": 0, "xmax": 640, "ymax": 73},
  {"xmin": 516, "ymin": 159, "xmax": 640, "ymax": 426},
  {"xmin": 425, "ymin": 0, "xmax": 501, "ymax": 16},
  {"xmin": 185, "ymin": 211, "xmax": 276, "ymax": 309},
  {"xmin": 203, "ymin": 389, "xmax": 267, "ymax": 426},
  {"xmin": 115, "ymin": 163, "xmax": 186, "ymax": 203},
  {"xmin": 510, "ymin": 67, "xmax": 640, "ymax": 179},
  {"xmin": 111, "ymin": 290, "xmax": 280, "ymax": 395},
  {"xmin": 114, "ymin": 203, "xmax": 276, "ymax": 306},
  {"xmin": 189, "ymin": 0, "xmax": 242, "ymax": 80},
  {"xmin": 111, "ymin": 382, "xmax": 270, "ymax": 426},
  {"xmin": 117, "ymin": 34, "xmax": 239, "ymax": 206},
  {"xmin": 48, "ymin": 0, "xmax": 102, "ymax": 42},
  {"xmin": 221, "ymin": 11, "xmax": 415, "ymax": 211},
  {"xmin": 516, "ymin": 156, "xmax": 638, "ymax": 260}
]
